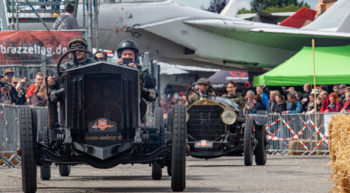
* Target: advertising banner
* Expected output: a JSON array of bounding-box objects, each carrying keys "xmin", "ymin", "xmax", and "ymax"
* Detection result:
[{"xmin": 0, "ymin": 31, "xmax": 83, "ymax": 65}]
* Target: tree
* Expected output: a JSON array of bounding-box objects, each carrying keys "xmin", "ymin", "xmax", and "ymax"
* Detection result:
[
  {"xmin": 206, "ymin": 0, "xmax": 228, "ymax": 13},
  {"xmin": 251, "ymin": 0, "xmax": 310, "ymax": 12}
]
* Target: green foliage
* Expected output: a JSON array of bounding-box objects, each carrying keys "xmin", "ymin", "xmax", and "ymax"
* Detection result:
[
  {"xmin": 238, "ymin": 8, "xmax": 257, "ymax": 14},
  {"xmin": 265, "ymin": 4, "xmax": 310, "ymax": 12},
  {"xmin": 250, "ymin": 0, "xmax": 310, "ymax": 12},
  {"xmin": 206, "ymin": 0, "xmax": 228, "ymax": 13}
]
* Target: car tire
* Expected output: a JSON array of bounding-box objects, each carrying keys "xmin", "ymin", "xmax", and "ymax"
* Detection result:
[
  {"xmin": 20, "ymin": 107, "xmax": 37, "ymax": 193},
  {"xmin": 154, "ymin": 107, "xmax": 164, "ymax": 129},
  {"xmin": 166, "ymin": 109, "xmax": 173, "ymax": 132},
  {"xmin": 171, "ymin": 104, "xmax": 186, "ymax": 192},
  {"xmin": 58, "ymin": 165, "xmax": 71, "ymax": 176},
  {"xmin": 40, "ymin": 164, "xmax": 51, "ymax": 180},
  {"xmin": 152, "ymin": 161, "xmax": 162, "ymax": 180},
  {"xmin": 244, "ymin": 118, "xmax": 254, "ymax": 166},
  {"xmin": 167, "ymin": 163, "xmax": 171, "ymax": 176},
  {"xmin": 255, "ymin": 125, "xmax": 267, "ymax": 165}
]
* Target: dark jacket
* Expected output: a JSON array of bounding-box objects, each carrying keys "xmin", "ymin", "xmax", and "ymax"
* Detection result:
[
  {"xmin": 274, "ymin": 102, "xmax": 287, "ymax": 114},
  {"xmin": 248, "ymin": 102, "xmax": 266, "ymax": 114}
]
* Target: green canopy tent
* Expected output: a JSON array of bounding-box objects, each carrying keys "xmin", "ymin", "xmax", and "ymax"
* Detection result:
[{"xmin": 254, "ymin": 45, "xmax": 350, "ymax": 86}]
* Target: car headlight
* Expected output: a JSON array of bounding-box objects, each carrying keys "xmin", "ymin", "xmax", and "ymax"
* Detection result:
[{"xmin": 221, "ymin": 110, "xmax": 237, "ymax": 125}]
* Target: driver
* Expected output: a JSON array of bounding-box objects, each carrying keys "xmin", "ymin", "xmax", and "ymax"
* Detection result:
[
  {"xmin": 185, "ymin": 78, "xmax": 215, "ymax": 107},
  {"xmin": 63, "ymin": 37, "xmax": 96, "ymax": 70}
]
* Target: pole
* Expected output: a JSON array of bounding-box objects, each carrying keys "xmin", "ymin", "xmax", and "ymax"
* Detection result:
[
  {"xmin": 94, "ymin": 0, "xmax": 99, "ymax": 50},
  {"xmin": 87, "ymin": 0, "xmax": 93, "ymax": 51},
  {"xmin": 312, "ymin": 39, "xmax": 318, "ymax": 155}
]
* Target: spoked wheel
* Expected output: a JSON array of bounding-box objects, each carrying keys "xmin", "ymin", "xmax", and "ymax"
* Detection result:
[
  {"xmin": 171, "ymin": 104, "xmax": 187, "ymax": 192},
  {"xmin": 255, "ymin": 125, "xmax": 267, "ymax": 165},
  {"xmin": 40, "ymin": 164, "xmax": 51, "ymax": 180},
  {"xmin": 58, "ymin": 165, "xmax": 71, "ymax": 176},
  {"xmin": 244, "ymin": 118, "xmax": 254, "ymax": 166},
  {"xmin": 152, "ymin": 161, "xmax": 162, "ymax": 180},
  {"xmin": 20, "ymin": 107, "xmax": 37, "ymax": 193}
]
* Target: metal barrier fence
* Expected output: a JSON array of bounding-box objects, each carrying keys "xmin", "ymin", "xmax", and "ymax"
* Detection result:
[
  {"xmin": 0, "ymin": 105, "xmax": 334, "ymax": 167},
  {"xmin": 265, "ymin": 113, "xmax": 333, "ymax": 155},
  {"xmin": 0, "ymin": 104, "xmax": 47, "ymax": 167}
]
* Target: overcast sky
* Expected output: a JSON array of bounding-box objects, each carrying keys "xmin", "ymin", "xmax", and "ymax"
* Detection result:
[{"xmin": 175, "ymin": 0, "xmax": 319, "ymax": 10}]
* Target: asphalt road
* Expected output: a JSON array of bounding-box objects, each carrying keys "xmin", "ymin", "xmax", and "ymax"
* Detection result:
[{"xmin": 0, "ymin": 155, "xmax": 331, "ymax": 193}]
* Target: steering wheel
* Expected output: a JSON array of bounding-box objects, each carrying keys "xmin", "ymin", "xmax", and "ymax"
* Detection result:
[
  {"xmin": 186, "ymin": 83, "xmax": 217, "ymax": 104},
  {"xmin": 57, "ymin": 49, "xmax": 94, "ymax": 76}
]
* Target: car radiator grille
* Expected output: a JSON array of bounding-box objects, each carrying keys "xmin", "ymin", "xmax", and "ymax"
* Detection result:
[{"xmin": 187, "ymin": 105, "xmax": 225, "ymax": 141}]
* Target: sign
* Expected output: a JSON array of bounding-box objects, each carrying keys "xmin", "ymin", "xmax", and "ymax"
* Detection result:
[{"xmin": 0, "ymin": 31, "xmax": 82, "ymax": 64}]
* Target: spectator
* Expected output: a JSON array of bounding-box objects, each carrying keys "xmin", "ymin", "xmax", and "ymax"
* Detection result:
[
  {"xmin": 333, "ymin": 84, "xmax": 340, "ymax": 95},
  {"xmin": 338, "ymin": 84, "xmax": 346, "ymax": 103},
  {"xmin": 53, "ymin": 3, "xmax": 79, "ymax": 30},
  {"xmin": 306, "ymin": 89, "xmax": 320, "ymax": 113},
  {"xmin": 325, "ymin": 93, "xmax": 342, "ymax": 113},
  {"xmin": 247, "ymin": 94, "xmax": 266, "ymax": 114},
  {"xmin": 9, "ymin": 77, "xmax": 19, "ymax": 104},
  {"xmin": 281, "ymin": 86, "xmax": 288, "ymax": 98},
  {"xmin": 3, "ymin": 68, "xmax": 14, "ymax": 83},
  {"xmin": 288, "ymin": 86, "xmax": 296, "ymax": 94},
  {"xmin": 244, "ymin": 90, "xmax": 255, "ymax": 110},
  {"xmin": 28, "ymin": 85, "xmax": 47, "ymax": 106},
  {"xmin": 94, "ymin": 51, "xmax": 107, "ymax": 61},
  {"xmin": 268, "ymin": 90, "xmax": 278, "ymax": 113},
  {"xmin": 14, "ymin": 78, "xmax": 27, "ymax": 105},
  {"xmin": 341, "ymin": 92, "xmax": 350, "ymax": 113},
  {"xmin": 319, "ymin": 91, "xmax": 329, "ymax": 113},
  {"xmin": 0, "ymin": 82, "xmax": 11, "ymax": 104},
  {"xmin": 302, "ymin": 83, "xmax": 311, "ymax": 111},
  {"xmin": 320, "ymin": 84, "xmax": 328, "ymax": 93},
  {"xmin": 26, "ymin": 72, "xmax": 44, "ymax": 100},
  {"xmin": 283, "ymin": 93, "xmax": 302, "ymax": 114},
  {"xmin": 274, "ymin": 93, "xmax": 286, "ymax": 114},
  {"xmin": 256, "ymin": 86, "xmax": 269, "ymax": 109}
]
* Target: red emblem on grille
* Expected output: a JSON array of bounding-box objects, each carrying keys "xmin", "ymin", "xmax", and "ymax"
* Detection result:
[{"xmin": 92, "ymin": 119, "xmax": 114, "ymax": 131}]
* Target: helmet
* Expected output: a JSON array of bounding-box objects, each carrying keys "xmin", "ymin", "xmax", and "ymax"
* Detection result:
[
  {"xmin": 117, "ymin": 40, "xmax": 139, "ymax": 61},
  {"xmin": 68, "ymin": 37, "xmax": 88, "ymax": 49},
  {"xmin": 196, "ymin": 78, "xmax": 211, "ymax": 85}
]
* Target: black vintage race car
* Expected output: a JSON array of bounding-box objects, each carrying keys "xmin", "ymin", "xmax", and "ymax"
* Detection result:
[
  {"xmin": 19, "ymin": 49, "xmax": 186, "ymax": 193},
  {"xmin": 167, "ymin": 83, "xmax": 267, "ymax": 166}
]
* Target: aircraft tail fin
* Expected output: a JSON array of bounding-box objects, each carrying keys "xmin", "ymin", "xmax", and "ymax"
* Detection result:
[
  {"xmin": 220, "ymin": 0, "xmax": 238, "ymax": 17},
  {"xmin": 302, "ymin": 0, "xmax": 350, "ymax": 32},
  {"xmin": 279, "ymin": 7, "xmax": 316, "ymax": 28}
]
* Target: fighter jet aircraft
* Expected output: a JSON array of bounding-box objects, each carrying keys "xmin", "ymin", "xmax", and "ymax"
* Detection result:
[
  {"xmin": 86, "ymin": 0, "xmax": 350, "ymax": 70},
  {"xmin": 19, "ymin": 0, "xmax": 350, "ymax": 70}
]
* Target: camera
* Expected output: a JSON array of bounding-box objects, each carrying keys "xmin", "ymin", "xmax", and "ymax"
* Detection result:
[{"xmin": 122, "ymin": 58, "xmax": 133, "ymax": 65}]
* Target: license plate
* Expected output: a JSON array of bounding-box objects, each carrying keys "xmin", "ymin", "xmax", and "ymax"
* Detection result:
[{"xmin": 195, "ymin": 140, "xmax": 213, "ymax": 148}]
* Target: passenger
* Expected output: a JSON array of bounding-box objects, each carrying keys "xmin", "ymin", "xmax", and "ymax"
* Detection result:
[
  {"xmin": 94, "ymin": 51, "xmax": 107, "ymax": 61},
  {"xmin": 116, "ymin": 39, "xmax": 157, "ymax": 103},
  {"xmin": 26, "ymin": 72, "xmax": 44, "ymax": 100},
  {"xmin": 325, "ymin": 93, "xmax": 342, "ymax": 113},
  {"xmin": 222, "ymin": 81, "xmax": 245, "ymax": 108},
  {"xmin": 283, "ymin": 93, "xmax": 302, "ymax": 114},
  {"xmin": 185, "ymin": 78, "xmax": 214, "ymax": 107},
  {"xmin": 53, "ymin": 3, "xmax": 79, "ymax": 30},
  {"xmin": 28, "ymin": 85, "xmax": 48, "ymax": 107},
  {"xmin": 247, "ymin": 94, "xmax": 266, "ymax": 114}
]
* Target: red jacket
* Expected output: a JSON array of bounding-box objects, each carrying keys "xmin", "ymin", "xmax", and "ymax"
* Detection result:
[
  {"xmin": 342, "ymin": 101, "xmax": 350, "ymax": 112},
  {"xmin": 326, "ymin": 101, "xmax": 342, "ymax": 112},
  {"xmin": 26, "ymin": 84, "xmax": 36, "ymax": 99}
]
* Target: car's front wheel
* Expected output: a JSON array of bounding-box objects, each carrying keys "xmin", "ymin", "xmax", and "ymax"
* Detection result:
[
  {"xmin": 171, "ymin": 104, "xmax": 186, "ymax": 192},
  {"xmin": 255, "ymin": 125, "xmax": 267, "ymax": 165},
  {"xmin": 244, "ymin": 118, "xmax": 254, "ymax": 166}
]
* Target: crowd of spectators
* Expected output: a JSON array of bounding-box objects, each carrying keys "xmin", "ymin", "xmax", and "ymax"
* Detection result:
[
  {"xmin": 0, "ymin": 69, "xmax": 56, "ymax": 107},
  {"xmin": 161, "ymin": 83, "xmax": 350, "ymax": 115}
]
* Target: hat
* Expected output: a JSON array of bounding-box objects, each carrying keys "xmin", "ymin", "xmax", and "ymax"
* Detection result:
[
  {"xmin": 4, "ymin": 68, "xmax": 14, "ymax": 75},
  {"xmin": 196, "ymin": 78, "xmax": 211, "ymax": 85},
  {"xmin": 311, "ymin": 88, "xmax": 319, "ymax": 95},
  {"xmin": 339, "ymin": 84, "xmax": 346, "ymax": 89},
  {"xmin": 68, "ymin": 37, "xmax": 88, "ymax": 49},
  {"xmin": 2, "ymin": 83, "xmax": 10, "ymax": 89}
]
